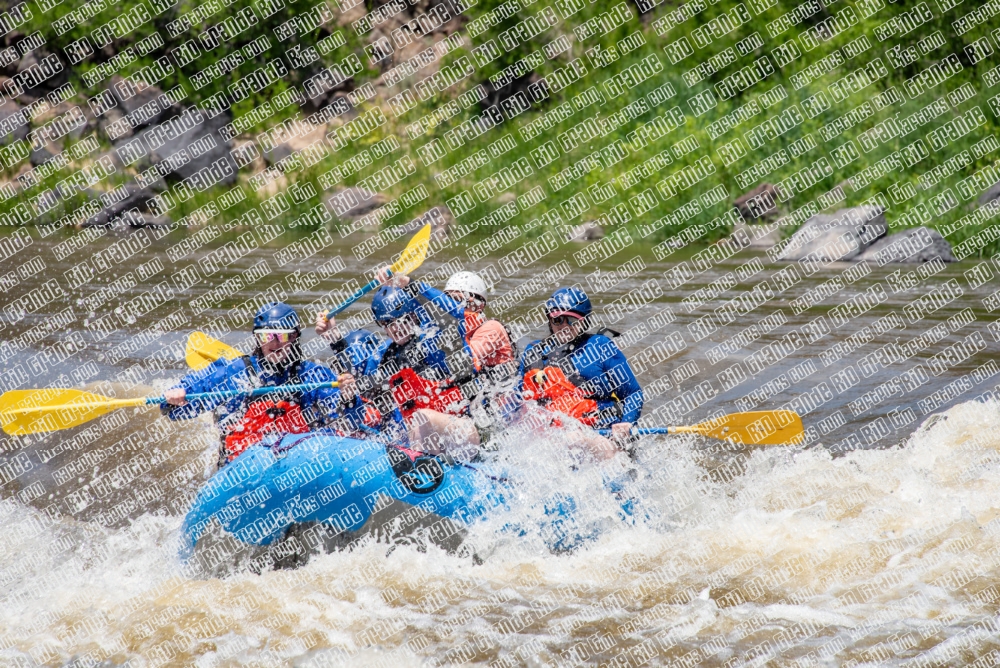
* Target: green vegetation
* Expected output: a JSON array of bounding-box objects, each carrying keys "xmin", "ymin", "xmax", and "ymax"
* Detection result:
[{"xmin": 9, "ymin": 0, "xmax": 1000, "ymax": 255}]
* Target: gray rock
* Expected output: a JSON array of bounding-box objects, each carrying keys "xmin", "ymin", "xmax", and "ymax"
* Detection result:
[
  {"xmin": 99, "ymin": 108, "xmax": 132, "ymax": 142},
  {"xmin": 0, "ymin": 99, "xmax": 28, "ymax": 145},
  {"xmin": 567, "ymin": 221, "xmax": 605, "ymax": 242},
  {"xmin": 734, "ymin": 183, "xmax": 779, "ymax": 221},
  {"xmin": 127, "ymin": 111, "xmax": 238, "ymax": 186},
  {"xmin": 106, "ymin": 75, "xmax": 177, "ymax": 130},
  {"xmin": 80, "ymin": 182, "xmax": 156, "ymax": 227},
  {"xmin": 29, "ymin": 144, "xmax": 54, "ymax": 166},
  {"xmin": 263, "ymin": 144, "xmax": 294, "ymax": 167},
  {"xmin": 325, "ymin": 186, "xmax": 387, "ymax": 219},
  {"xmin": 777, "ymin": 205, "xmax": 886, "ymax": 262},
  {"xmin": 854, "ymin": 227, "xmax": 955, "ymax": 264},
  {"xmin": 979, "ymin": 180, "xmax": 1000, "ymax": 207}
]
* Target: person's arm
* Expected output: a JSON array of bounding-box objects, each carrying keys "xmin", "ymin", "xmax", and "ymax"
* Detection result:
[
  {"xmin": 161, "ymin": 359, "xmax": 248, "ymax": 420},
  {"xmin": 298, "ymin": 362, "xmax": 343, "ymax": 417},
  {"xmin": 413, "ymin": 281, "xmax": 465, "ymax": 321},
  {"xmin": 599, "ymin": 339, "xmax": 644, "ymax": 424}
]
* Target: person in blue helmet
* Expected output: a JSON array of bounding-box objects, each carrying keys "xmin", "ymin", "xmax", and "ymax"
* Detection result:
[
  {"xmin": 374, "ymin": 268, "xmax": 517, "ymax": 379},
  {"xmin": 320, "ymin": 285, "xmax": 476, "ymax": 457},
  {"xmin": 316, "ymin": 324, "xmax": 394, "ymax": 441},
  {"xmin": 519, "ymin": 286, "xmax": 644, "ymax": 448},
  {"xmin": 163, "ymin": 302, "xmax": 367, "ymax": 466}
]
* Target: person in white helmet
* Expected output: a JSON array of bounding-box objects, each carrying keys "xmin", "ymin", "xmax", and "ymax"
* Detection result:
[
  {"xmin": 374, "ymin": 266, "xmax": 517, "ymax": 458},
  {"xmin": 376, "ymin": 268, "xmax": 515, "ymax": 375}
]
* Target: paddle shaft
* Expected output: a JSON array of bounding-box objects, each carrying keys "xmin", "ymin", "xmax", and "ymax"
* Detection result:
[
  {"xmin": 1, "ymin": 382, "xmax": 340, "ymax": 416},
  {"xmin": 327, "ymin": 277, "xmax": 382, "ymax": 318},
  {"xmin": 597, "ymin": 428, "xmax": 670, "ymax": 436}
]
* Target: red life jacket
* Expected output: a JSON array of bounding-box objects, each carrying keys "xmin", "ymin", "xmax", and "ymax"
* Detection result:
[
  {"xmin": 223, "ymin": 400, "xmax": 311, "ymax": 461},
  {"xmin": 522, "ymin": 366, "xmax": 600, "ymax": 426},
  {"xmin": 388, "ymin": 367, "xmax": 467, "ymax": 421}
]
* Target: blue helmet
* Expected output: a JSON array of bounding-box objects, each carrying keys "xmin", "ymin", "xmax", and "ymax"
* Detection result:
[
  {"xmin": 545, "ymin": 286, "xmax": 592, "ymax": 318},
  {"xmin": 371, "ymin": 286, "xmax": 419, "ymax": 324},
  {"xmin": 253, "ymin": 301, "xmax": 301, "ymax": 331},
  {"xmin": 341, "ymin": 329, "xmax": 379, "ymax": 369}
]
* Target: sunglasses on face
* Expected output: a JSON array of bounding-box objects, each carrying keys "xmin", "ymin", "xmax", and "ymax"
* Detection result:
[
  {"xmin": 255, "ymin": 330, "xmax": 296, "ymax": 344},
  {"xmin": 449, "ymin": 291, "xmax": 485, "ymax": 306},
  {"xmin": 549, "ymin": 315, "xmax": 580, "ymax": 326}
]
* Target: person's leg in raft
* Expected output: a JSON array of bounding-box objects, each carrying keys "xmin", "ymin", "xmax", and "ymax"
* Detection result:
[
  {"xmin": 513, "ymin": 403, "xmax": 618, "ymax": 462},
  {"xmin": 409, "ymin": 409, "xmax": 481, "ymax": 460}
]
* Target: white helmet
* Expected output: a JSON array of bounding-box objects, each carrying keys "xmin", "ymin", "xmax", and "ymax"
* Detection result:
[{"xmin": 445, "ymin": 271, "xmax": 487, "ymax": 300}]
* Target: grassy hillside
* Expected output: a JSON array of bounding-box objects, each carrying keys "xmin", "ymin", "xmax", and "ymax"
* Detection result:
[{"xmin": 6, "ymin": 0, "xmax": 1000, "ymax": 255}]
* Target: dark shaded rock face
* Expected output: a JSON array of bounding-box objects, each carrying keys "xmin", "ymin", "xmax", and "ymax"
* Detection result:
[
  {"xmin": 856, "ymin": 227, "xmax": 955, "ymax": 264},
  {"xmin": 119, "ymin": 110, "xmax": 238, "ymax": 186},
  {"xmin": 0, "ymin": 99, "xmax": 28, "ymax": 144},
  {"xmin": 480, "ymin": 72, "xmax": 547, "ymax": 115},
  {"xmin": 777, "ymin": 205, "xmax": 887, "ymax": 262},
  {"xmin": 106, "ymin": 76, "xmax": 179, "ymax": 132},
  {"xmin": 734, "ymin": 183, "xmax": 779, "ymax": 221},
  {"xmin": 80, "ymin": 182, "xmax": 156, "ymax": 227},
  {"xmin": 567, "ymin": 221, "xmax": 605, "ymax": 241}
]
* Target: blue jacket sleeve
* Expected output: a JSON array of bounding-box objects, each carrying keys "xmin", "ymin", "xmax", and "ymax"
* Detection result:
[
  {"xmin": 297, "ymin": 361, "xmax": 341, "ymax": 418},
  {"xmin": 594, "ymin": 336, "xmax": 643, "ymax": 425},
  {"xmin": 414, "ymin": 282, "xmax": 465, "ymax": 321},
  {"xmin": 161, "ymin": 358, "xmax": 252, "ymax": 421},
  {"xmin": 515, "ymin": 340, "xmax": 541, "ymax": 396}
]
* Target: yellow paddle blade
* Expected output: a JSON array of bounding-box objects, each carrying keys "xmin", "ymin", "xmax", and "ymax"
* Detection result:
[
  {"xmin": 186, "ymin": 331, "xmax": 242, "ymax": 371},
  {"xmin": 390, "ymin": 223, "xmax": 432, "ymax": 277},
  {"xmin": 679, "ymin": 410, "xmax": 804, "ymax": 446},
  {"xmin": 0, "ymin": 389, "xmax": 147, "ymax": 436}
]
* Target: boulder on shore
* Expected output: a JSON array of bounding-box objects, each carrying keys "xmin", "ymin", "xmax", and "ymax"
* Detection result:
[
  {"xmin": 0, "ymin": 99, "xmax": 28, "ymax": 145},
  {"xmin": 777, "ymin": 205, "xmax": 886, "ymax": 262},
  {"xmin": 325, "ymin": 186, "xmax": 388, "ymax": 219},
  {"xmin": 979, "ymin": 180, "xmax": 1000, "ymax": 207},
  {"xmin": 734, "ymin": 183, "xmax": 779, "ymax": 221},
  {"xmin": 567, "ymin": 221, "xmax": 605, "ymax": 242},
  {"xmin": 123, "ymin": 111, "xmax": 238, "ymax": 186},
  {"xmin": 855, "ymin": 227, "xmax": 955, "ymax": 264},
  {"xmin": 79, "ymin": 182, "xmax": 156, "ymax": 227}
]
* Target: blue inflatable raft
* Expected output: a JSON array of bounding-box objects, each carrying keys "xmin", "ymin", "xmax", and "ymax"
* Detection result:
[
  {"xmin": 182, "ymin": 430, "xmax": 641, "ymax": 574},
  {"xmin": 182, "ymin": 430, "xmax": 510, "ymax": 574}
]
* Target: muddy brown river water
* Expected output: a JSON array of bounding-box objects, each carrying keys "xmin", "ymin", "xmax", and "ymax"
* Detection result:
[{"xmin": 3, "ymin": 223, "xmax": 1000, "ymax": 666}]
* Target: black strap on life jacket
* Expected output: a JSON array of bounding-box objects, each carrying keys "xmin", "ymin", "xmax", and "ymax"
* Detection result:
[{"xmin": 523, "ymin": 333, "xmax": 593, "ymax": 388}]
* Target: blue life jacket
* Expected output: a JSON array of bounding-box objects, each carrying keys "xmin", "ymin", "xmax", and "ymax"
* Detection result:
[{"xmin": 518, "ymin": 330, "xmax": 644, "ymax": 427}]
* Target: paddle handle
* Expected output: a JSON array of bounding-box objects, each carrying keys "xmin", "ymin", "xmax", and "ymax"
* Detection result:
[
  {"xmin": 326, "ymin": 277, "xmax": 382, "ymax": 318},
  {"xmin": 162, "ymin": 381, "xmax": 340, "ymax": 406}
]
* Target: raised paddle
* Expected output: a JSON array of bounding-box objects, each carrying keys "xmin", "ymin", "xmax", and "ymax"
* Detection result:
[
  {"xmin": 0, "ymin": 382, "xmax": 339, "ymax": 436},
  {"xmin": 182, "ymin": 225, "xmax": 433, "ymax": 371},
  {"xmin": 599, "ymin": 410, "xmax": 805, "ymax": 446},
  {"xmin": 185, "ymin": 331, "xmax": 243, "ymax": 371},
  {"xmin": 326, "ymin": 222, "xmax": 432, "ymax": 318}
]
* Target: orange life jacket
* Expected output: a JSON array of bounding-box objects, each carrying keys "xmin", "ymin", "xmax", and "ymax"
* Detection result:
[
  {"xmin": 522, "ymin": 366, "xmax": 600, "ymax": 426},
  {"xmin": 388, "ymin": 367, "xmax": 467, "ymax": 421},
  {"xmin": 224, "ymin": 400, "xmax": 311, "ymax": 461}
]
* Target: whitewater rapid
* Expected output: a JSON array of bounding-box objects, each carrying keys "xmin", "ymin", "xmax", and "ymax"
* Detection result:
[{"xmin": 3, "ymin": 398, "xmax": 1000, "ymax": 666}]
